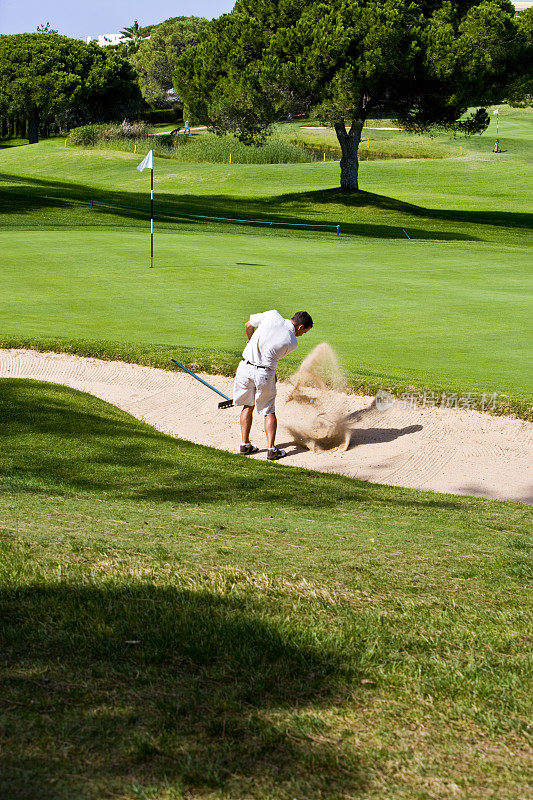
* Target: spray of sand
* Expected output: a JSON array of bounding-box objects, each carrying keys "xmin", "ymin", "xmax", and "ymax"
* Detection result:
[{"xmin": 283, "ymin": 343, "xmax": 353, "ymax": 452}]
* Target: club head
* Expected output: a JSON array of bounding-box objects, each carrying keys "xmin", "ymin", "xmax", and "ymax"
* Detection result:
[{"xmin": 218, "ymin": 399, "xmax": 233, "ymax": 409}]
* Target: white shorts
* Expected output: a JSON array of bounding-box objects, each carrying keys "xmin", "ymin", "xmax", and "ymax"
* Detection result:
[{"xmin": 233, "ymin": 360, "xmax": 276, "ymax": 415}]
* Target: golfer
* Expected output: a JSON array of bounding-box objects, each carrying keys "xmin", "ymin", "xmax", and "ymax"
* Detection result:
[{"xmin": 233, "ymin": 310, "xmax": 313, "ymax": 460}]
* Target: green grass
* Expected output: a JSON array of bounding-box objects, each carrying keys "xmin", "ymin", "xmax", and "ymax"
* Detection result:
[
  {"xmin": 0, "ymin": 137, "xmax": 30, "ymax": 149},
  {"xmin": 146, "ymin": 106, "xmax": 530, "ymax": 162},
  {"xmin": 1, "ymin": 379, "xmax": 531, "ymax": 799},
  {"xmin": 0, "ymin": 230, "xmax": 531, "ymax": 415},
  {"xmin": 1, "ymin": 107, "xmax": 531, "ymax": 800},
  {"xmin": 0, "ymin": 106, "xmax": 531, "ymax": 416},
  {"xmin": 67, "ymin": 117, "xmax": 468, "ymax": 164},
  {"xmin": 277, "ymin": 118, "xmax": 454, "ymax": 160}
]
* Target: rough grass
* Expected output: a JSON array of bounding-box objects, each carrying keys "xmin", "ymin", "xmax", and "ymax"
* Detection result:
[
  {"xmin": 1, "ymin": 379, "xmax": 532, "ymax": 799},
  {"xmin": 66, "ymin": 108, "xmax": 511, "ymax": 165},
  {"xmin": 68, "ymin": 125, "xmax": 320, "ymax": 164}
]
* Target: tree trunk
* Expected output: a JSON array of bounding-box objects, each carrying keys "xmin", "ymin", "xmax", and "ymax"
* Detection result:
[
  {"xmin": 28, "ymin": 110, "xmax": 39, "ymax": 144},
  {"xmin": 334, "ymin": 119, "xmax": 364, "ymax": 192}
]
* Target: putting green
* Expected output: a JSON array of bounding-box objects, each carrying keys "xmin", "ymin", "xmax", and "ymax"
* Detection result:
[{"xmin": 1, "ymin": 228, "xmax": 530, "ymax": 398}]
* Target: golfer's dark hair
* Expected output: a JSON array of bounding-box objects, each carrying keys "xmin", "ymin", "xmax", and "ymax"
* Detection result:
[{"xmin": 292, "ymin": 311, "xmax": 313, "ymax": 329}]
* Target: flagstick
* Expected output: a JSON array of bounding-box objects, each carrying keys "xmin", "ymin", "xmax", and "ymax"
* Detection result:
[
  {"xmin": 150, "ymin": 165, "xmax": 154, "ymax": 268},
  {"xmin": 136, "ymin": 150, "xmax": 154, "ymax": 269}
]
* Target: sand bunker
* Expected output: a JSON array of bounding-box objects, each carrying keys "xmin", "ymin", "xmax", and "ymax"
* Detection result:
[{"xmin": 1, "ymin": 348, "xmax": 532, "ymax": 504}]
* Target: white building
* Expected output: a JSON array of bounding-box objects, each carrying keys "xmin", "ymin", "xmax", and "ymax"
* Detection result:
[
  {"xmin": 514, "ymin": 1, "xmax": 533, "ymax": 12},
  {"xmin": 86, "ymin": 34, "xmax": 128, "ymax": 47}
]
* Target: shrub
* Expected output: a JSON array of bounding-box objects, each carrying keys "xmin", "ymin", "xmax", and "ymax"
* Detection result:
[
  {"xmin": 114, "ymin": 121, "xmax": 151, "ymax": 139},
  {"xmin": 69, "ymin": 122, "xmax": 151, "ymax": 146},
  {"xmin": 68, "ymin": 124, "xmax": 103, "ymax": 146},
  {"xmin": 67, "ymin": 125, "xmax": 320, "ymax": 164},
  {"xmin": 164, "ymin": 133, "xmax": 314, "ymax": 163}
]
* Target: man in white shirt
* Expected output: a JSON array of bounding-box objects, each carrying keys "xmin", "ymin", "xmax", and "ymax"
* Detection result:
[{"xmin": 233, "ymin": 310, "xmax": 313, "ymax": 460}]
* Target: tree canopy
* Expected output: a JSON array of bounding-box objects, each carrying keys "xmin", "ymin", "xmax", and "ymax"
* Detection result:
[
  {"xmin": 119, "ymin": 21, "xmax": 153, "ymax": 55},
  {"xmin": 174, "ymin": 0, "xmax": 528, "ymax": 190},
  {"xmin": 132, "ymin": 16, "xmax": 207, "ymax": 108},
  {"xmin": 506, "ymin": 7, "xmax": 533, "ymax": 106},
  {"xmin": 0, "ymin": 33, "xmax": 141, "ymax": 143}
]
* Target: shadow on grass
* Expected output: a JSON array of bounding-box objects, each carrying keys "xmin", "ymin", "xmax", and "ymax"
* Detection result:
[
  {"xmin": 0, "ymin": 379, "xmax": 468, "ymax": 512},
  {"xmin": 0, "ymin": 580, "xmax": 368, "ymax": 799},
  {"xmin": 269, "ymin": 187, "xmax": 533, "ymax": 234},
  {"xmin": 3, "ymin": 170, "xmax": 531, "ymax": 240}
]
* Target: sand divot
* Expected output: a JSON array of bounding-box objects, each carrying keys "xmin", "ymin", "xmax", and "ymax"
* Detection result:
[
  {"xmin": 1, "ymin": 348, "xmax": 532, "ymax": 504},
  {"xmin": 284, "ymin": 343, "xmax": 354, "ymax": 452}
]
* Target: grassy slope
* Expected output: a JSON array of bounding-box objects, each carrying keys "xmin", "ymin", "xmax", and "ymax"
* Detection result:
[
  {"xmin": 0, "ymin": 106, "xmax": 531, "ymax": 413},
  {"xmin": 1, "ymin": 380, "xmax": 531, "ymax": 800}
]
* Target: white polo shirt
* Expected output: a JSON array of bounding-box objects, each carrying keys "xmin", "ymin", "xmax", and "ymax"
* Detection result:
[{"xmin": 242, "ymin": 309, "xmax": 298, "ymax": 369}]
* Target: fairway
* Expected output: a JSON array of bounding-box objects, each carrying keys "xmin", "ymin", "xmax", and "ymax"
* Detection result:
[{"xmin": 1, "ymin": 228, "xmax": 531, "ymax": 401}]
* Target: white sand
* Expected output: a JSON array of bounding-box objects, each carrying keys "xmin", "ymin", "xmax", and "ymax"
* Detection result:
[{"xmin": 1, "ymin": 348, "xmax": 532, "ymax": 504}]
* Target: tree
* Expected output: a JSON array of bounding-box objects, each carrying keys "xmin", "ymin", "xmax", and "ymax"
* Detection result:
[
  {"xmin": 0, "ymin": 33, "xmax": 142, "ymax": 143},
  {"xmin": 119, "ymin": 21, "xmax": 153, "ymax": 55},
  {"xmin": 505, "ymin": 7, "xmax": 533, "ymax": 106},
  {"xmin": 132, "ymin": 16, "xmax": 207, "ymax": 107},
  {"xmin": 174, "ymin": 0, "xmax": 527, "ymax": 190}
]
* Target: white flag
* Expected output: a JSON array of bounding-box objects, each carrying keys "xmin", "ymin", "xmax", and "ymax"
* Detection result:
[
  {"xmin": 136, "ymin": 150, "xmax": 153, "ymax": 172},
  {"xmin": 493, "ymin": 108, "xmax": 499, "ymax": 115}
]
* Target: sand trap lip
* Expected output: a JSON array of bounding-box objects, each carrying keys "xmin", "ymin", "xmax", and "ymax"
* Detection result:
[{"xmin": 1, "ymin": 349, "xmax": 532, "ymax": 505}]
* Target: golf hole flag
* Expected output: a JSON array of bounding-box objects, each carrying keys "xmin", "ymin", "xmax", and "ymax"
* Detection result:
[
  {"xmin": 137, "ymin": 149, "xmax": 153, "ymax": 172},
  {"xmin": 137, "ymin": 150, "xmax": 154, "ymax": 268}
]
